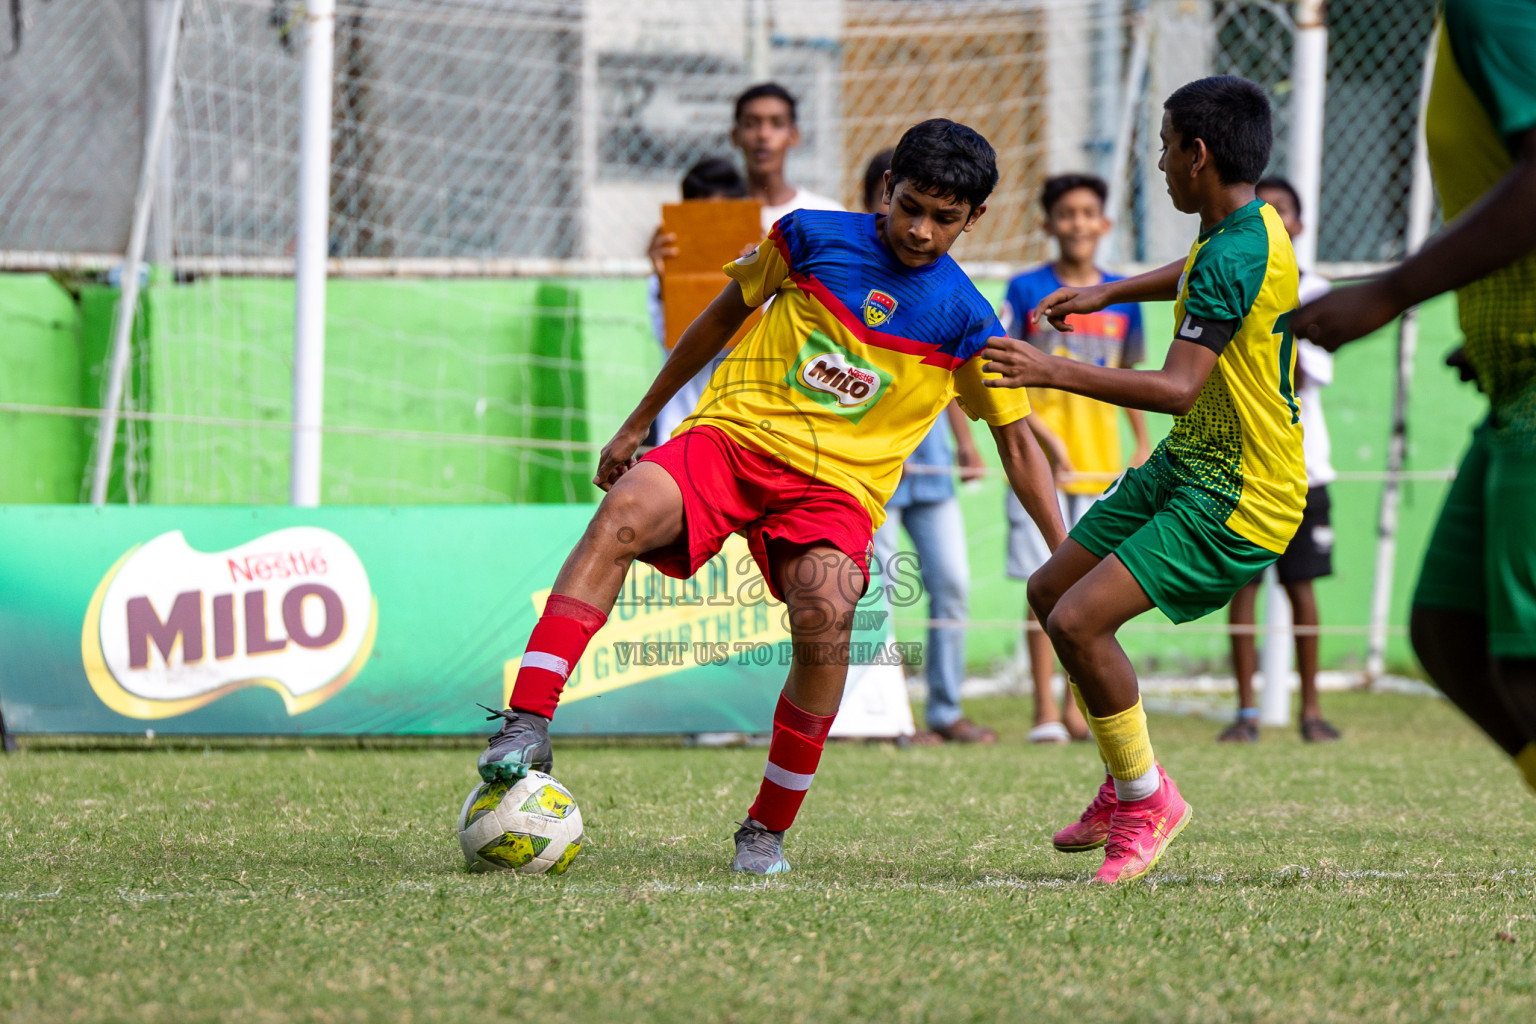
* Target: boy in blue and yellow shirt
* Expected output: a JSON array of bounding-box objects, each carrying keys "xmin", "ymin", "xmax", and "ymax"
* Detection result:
[{"xmin": 476, "ymin": 119, "xmax": 1066, "ymax": 875}]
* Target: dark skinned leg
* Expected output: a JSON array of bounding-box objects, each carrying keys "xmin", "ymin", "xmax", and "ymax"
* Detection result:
[
  {"xmin": 1028, "ymin": 540, "xmax": 1108, "ymax": 739},
  {"xmin": 1410, "ymin": 606, "xmax": 1528, "ymax": 757},
  {"xmin": 1286, "ymin": 580, "xmax": 1323, "ymax": 721},
  {"xmin": 1228, "ymin": 579, "xmax": 1260, "ymax": 712},
  {"xmin": 1026, "ymin": 539, "xmax": 1103, "ymax": 625},
  {"xmin": 1491, "ymin": 657, "xmax": 1536, "ymax": 749},
  {"xmin": 549, "ymin": 463, "xmax": 685, "ymax": 612},
  {"xmin": 1028, "ymin": 608, "xmax": 1060, "ymax": 726},
  {"xmin": 771, "ymin": 545, "xmax": 863, "ymax": 717},
  {"xmin": 1044, "ymin": 555, "xmax": 1157, "ymax": 717}
]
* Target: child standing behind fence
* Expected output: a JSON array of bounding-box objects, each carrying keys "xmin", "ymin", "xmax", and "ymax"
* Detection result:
[{"xmin": 1220, "ymin": 176, "xmax": 1341, "ymax": 744}]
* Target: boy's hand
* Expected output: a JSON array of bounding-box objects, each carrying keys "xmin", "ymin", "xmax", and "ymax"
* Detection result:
[
  {"xmin": 648, "ymin": 226, "xmax": 679, "ymax": 277},
  {"xmin": 1291, "ymin": 278, "xmax": 1403, "ymax": 352},
  {"xmin": 594, "ymin": 424, "xmax": 647, "ymax": 491},
  {"xmin": 955, "ymin": 437, "xmax": 986, "ymax": 483},
  {"xmin": 1031, "ymin": 283, "xmax": 1112, "ymax": 333},
  {"xmin": 980, "ymin": 336, "xmax": 1053, "ymax": 389},
  {"xmin": 1041, "ymin": 436, "xmax": 1076, "ymax": 488}
]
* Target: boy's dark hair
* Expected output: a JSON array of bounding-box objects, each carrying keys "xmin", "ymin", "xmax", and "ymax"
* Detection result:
[
  {"xmin": 734, "ymin": 82, "xmax": 797, "ymax": 124},
  {"xmin": 1255, "ymin": 175, "xmax": 1301, "ymax": 216},
  {"xmin": 889, "ymin": 119, "xmax": 998, "ymax": 211},
  {"xmin": 681, "ymin": 156, "xmax": 748, "ymax": 200},
  {"xmin": 1041, "ymin": 173, "xmax": 1108, "ymax": 215},
  {"xmin": 1163, "ymin": 76, "xmax": 1272, "ymax": 185},
  {"xmin": 862, "ymin": 148, "xmax": 894, "ymax": 212}
]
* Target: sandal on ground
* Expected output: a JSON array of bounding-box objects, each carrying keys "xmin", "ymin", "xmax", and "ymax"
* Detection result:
[
  {"xmin": 932, "ymin": 718, "xmax": 998, "ymax": 744},
  {"xmin": 1027, "ymin": 721, "xmax": 1072, "ymax": 744},
  {"xmin": 1300, "ymin": 717, "xmax": 1342, "ymax": 743},
  {"xmin": 1217, "ymin": 719, "xmax": 1260, "ymax": 743}
]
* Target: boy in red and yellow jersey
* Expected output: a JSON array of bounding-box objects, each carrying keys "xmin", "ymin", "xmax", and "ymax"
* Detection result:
[{"xmin": 477, "ymin": 119, "xmax": 1067, "ymax": 874}]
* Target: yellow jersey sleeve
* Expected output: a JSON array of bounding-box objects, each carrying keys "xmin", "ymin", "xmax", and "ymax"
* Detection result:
[
  {"xmin": 952, "ymin": 356, "xmax": 1031, "ymax": 426},
  {"xmin": 722, "ymin": 231, "xmax": 792, "ymax": 308}
]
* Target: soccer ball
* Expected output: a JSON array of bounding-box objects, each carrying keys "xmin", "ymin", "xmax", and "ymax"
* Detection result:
[{"xmin": 457, "ymin": 771, "xmax": 585, "ymax": 875}]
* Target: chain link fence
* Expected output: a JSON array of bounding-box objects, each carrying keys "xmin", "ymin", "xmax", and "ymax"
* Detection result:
[
  {"xmin": 1, "ymin": 1, "xmax": 1436, "ymax": 267},
  {"xmin": 0, "ymin": 0, "xmax": 1458, "ymax": 674}
]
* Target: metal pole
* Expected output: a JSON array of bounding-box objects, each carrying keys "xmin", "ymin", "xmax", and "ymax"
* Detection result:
[
  {"xmin": 144, "ymin": 0, "xmax": 177, "ymax": 268},
  {"xmin": 1365, "ymin": 27, "xmax": 1438, "ymax": 683},
  {"xmin": 1106, "ymin": 0, "xmax": 1150, "ymax": 264},
  {"xmin": 1288, "ymin": 0, "xmax": 1327, "ymax": 269},
  {"xmin": 90, "ymin": 0, "xmax": 184, "ymax": 506},
  {"xmin": 748, "ymin": 0, "xmax": 771, "ymax": 81},
  {"xmin": 1257, "ymin": 0, "xmax": 1328, "ymax": 727},
  {"xmin": 1258, "ymin": 566, "xmax": 1294, "ymax": 726},
  {"xmin": 290, "ymin": 0, "xmax": 337, "ymax": 508}
]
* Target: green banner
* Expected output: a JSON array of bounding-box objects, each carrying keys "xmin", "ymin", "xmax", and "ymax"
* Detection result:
[{"xmin": 0, "ymin": 506, "xmax": 904, "ymax": 737}]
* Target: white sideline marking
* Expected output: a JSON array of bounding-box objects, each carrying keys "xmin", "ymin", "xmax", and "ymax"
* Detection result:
[{"xmin": 4, "ymin": 867, "xmax": 1530, "ymax": 904}]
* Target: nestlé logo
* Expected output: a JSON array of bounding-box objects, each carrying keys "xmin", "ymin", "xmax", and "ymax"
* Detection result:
[{"xmin": 81, "ymin": 527, "xmax": 377, "ymax": 719}]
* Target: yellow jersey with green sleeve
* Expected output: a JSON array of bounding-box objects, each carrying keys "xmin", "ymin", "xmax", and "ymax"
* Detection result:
[
  {"xmin": 1154, "ymin": 199, "xmax": 1306, "ymax": 554},
  {"xmin": 1430, "ymin": 0, "xmax": 1536, "ymax": 417},
  {"xmin": 681, "ymin": 209, "xmax": 1030, "ymax": 529}
]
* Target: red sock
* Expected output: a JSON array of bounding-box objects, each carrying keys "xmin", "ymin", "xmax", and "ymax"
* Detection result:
[
  {"xmin": 747, "ymin": 694, "xmax": 836, "ymax": 832},
  {"xmin": 508, "ymin": 594, "xmax": 607, "ymax": 719}
]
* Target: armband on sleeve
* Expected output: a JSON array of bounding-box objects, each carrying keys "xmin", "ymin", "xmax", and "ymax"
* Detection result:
[{"xmin": 1174, "ymin": 313, "xmax": 1239, "ymax": 355}]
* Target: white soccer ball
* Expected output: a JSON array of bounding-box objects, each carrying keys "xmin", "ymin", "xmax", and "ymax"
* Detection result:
[{"xmin": 457, "ymin": 771, "xmax": 585, "ymax": 875}]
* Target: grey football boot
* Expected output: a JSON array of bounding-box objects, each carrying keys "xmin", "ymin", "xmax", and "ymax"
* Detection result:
[
  {"xmin": 477, "ymin": 705, "xmax": 554, "ymax": 783},
  {"xmin": 731, "ymin": 817, "xmax": 791, "ymax": 875}
]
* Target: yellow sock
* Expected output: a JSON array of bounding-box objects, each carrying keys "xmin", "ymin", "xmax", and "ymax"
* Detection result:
[
  {"xmin": 1517, "ymin": 742, "xmax": 1536, "ymax": 795},
  {"xmin": 1087, "ymin": 698, "xmax": 1159, "ymax": 800}
]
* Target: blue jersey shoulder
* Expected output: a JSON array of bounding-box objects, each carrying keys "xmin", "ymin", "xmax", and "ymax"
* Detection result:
[{"xmin": 781, "ymin": 211, "xmax": 1001, "ymax": 358}]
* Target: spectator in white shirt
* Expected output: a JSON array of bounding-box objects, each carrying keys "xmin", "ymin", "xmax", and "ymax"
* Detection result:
[{"xmin": 644, "ymin": 83, "xmax": 843, "ymax": 442}]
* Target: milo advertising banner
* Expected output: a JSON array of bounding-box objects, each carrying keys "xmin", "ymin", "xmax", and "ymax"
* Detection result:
[{"xmin": 0, "ymin": 506, "xmax": 914, "ymax": 738}]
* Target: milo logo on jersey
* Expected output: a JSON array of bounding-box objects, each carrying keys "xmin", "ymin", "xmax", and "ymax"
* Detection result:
[
  {"xmin": 862, "ymin": 289, "xmax": 898, "ymax": 327},
  {"xmin": 786, "ymin": 330, "xmax": 892, "ymax": 423}
]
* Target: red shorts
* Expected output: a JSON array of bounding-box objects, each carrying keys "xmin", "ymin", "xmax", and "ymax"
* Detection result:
[{"xmin": 637, "ymin": 426, "xmax": 873, "ymax": 602}]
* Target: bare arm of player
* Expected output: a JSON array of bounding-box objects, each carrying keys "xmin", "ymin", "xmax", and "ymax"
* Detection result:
[
  {"xmin": 1294, "ymin": 125, "xmax": 1536, "ymax": 351},
  {"xmin": 1023, "ymin": 411, "xmax": 1074, "ymax": 486},
  {"xmin": 1029, "ymin": 259, "xmax": 1185, "ymax": 333},
  {"xmin": 980, "ymin": 336, "xmax": 1219, "ymax": 418},
  {"xmin": 593, "ymin": 280, "xmax": 754, "ymax": 489},
  {"xmin": 990, "ymin": 417, "xmax": 1067, "ymax": 550},
  {"xmin": 943, "ymin": 401, "xmax": 986, "ymax": 483}
]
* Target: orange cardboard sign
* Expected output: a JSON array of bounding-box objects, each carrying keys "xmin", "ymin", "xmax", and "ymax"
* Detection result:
[{"xmin": 660, "ymin": 199, "xmax": 764, "ymax": 350}]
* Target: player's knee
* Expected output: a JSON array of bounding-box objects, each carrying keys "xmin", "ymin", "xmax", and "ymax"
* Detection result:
[
  {"xmin": 785, "ymin": 593, "xmax": 855, "ymax": 641},
  {"xmin": 1044, "ymin": 599, "xmax": 1094, "ymax": 655},
  {"xmin": 1026, "ymin": 572, "xmax": 1060, "ymax": 623},
  {"xmin": 586, "ymin": 488, "xmax": 651, "ymax": 558}
]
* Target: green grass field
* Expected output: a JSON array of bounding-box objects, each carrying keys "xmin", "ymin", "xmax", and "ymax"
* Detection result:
[{"xmin": 4, "ymin": 693, "xmax": 1534, "ymax": 1023}]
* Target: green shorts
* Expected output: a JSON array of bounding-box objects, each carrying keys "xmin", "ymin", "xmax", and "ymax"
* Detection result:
[
  {"xmin": 1413, "ymin": 407, "xmax": 1536, "ymax": 659},
  {"xmin": 1069, "ymin": 459, "xmax": 1280, "ymax": 624}
]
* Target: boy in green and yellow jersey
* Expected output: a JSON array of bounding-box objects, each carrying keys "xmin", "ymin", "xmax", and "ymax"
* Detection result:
[
  {"xmin": 1295, "ymin": 0, "xmax": 1536, "ymax": 798},
  {"xmin": 982, "ymin": 76, "xmax": 1305, "ymax": 883}
]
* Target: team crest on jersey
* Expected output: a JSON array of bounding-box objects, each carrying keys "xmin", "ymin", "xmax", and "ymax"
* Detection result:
[{"xmin": 862, "ymin": 289, "xmax": 898, "ymax": 327}]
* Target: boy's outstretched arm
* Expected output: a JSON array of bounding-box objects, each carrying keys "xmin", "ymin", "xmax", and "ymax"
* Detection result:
[
  {"xmin": 1030, "ymin": 259, "xmax": 1184, "ymax": 332},
  {"xmin": 981, "ymin": 336, "xmax": 1218, "ymax": 418},
  {"xmin": 593, "ymin": 281, "xmax": 754, "ymax": 488},
  {"xmin": 990, "ymin": 417, "xmax": 1068, "ymax": 551},
  {"xmin": 1294, "ymin": 125, "xmax": 1536, "ymax": 351}
]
